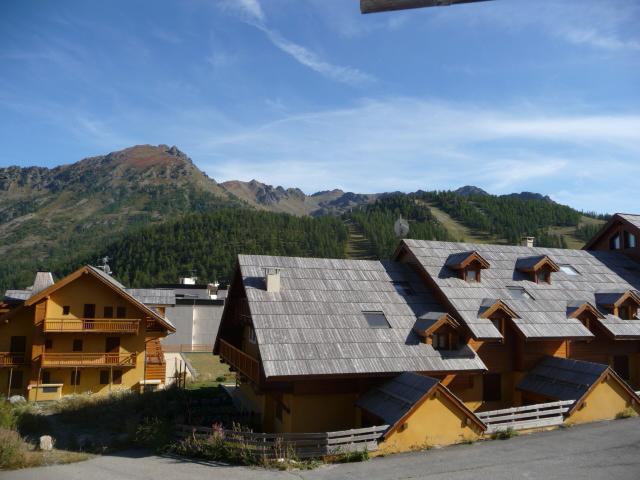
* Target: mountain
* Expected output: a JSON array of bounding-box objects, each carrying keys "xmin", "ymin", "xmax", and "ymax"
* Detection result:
[
  {"xmin": 220, "ymin": 179, "xmax": 378, "ymax": 216},
  {"xmin": 0, "ymin": 145, "xmax": 238, "ymax": 289},
  {"xmin": 0, "ymin": 145, "xmax": 606, "ymax": 290}
]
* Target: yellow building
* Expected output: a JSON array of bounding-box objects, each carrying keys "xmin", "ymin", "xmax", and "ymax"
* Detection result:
[
  {"xmin": 357, "ymin": 373, "xmax": 486, "ymax": 454},
  {"xmin": 517, "ymin": 356, "xmax": 640, "ymax": 424},
  {"xmin": 1, "ymin": 266, "xmax": 175, "ymax": 400}
]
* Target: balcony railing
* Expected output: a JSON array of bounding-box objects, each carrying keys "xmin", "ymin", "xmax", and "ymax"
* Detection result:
[
  {"xmin": 219, "ymin": 339, "xmax": 260, "ymax": 383},
  {"xmin": 40, "ymin": 352, "xmax": 137, "ymax": 368},
  {"xmin": 44, "ymin": 318, "xmax": 140, "ymax": 334},
  {"xmin": 0, "ymin": 352, "xmax": 27, "ymax": 367}
]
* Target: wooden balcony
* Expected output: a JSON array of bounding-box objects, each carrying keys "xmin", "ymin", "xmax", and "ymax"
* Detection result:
[
  {"xmin": 40, "ymin": 352, "xmax": 137, "ymax": 368},
  {"xmin": 219, "ymin": 339, "xmax": 260, "ymax": 383},
  {"xmin": 44, "ymin": 318, "xmax": 140, "ymax": 334},
  {"xmin": 0, "ymin": 352, "xmax": 27, "ymax": 367}
]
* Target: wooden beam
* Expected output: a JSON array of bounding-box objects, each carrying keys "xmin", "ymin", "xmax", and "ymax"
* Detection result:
[{"xmin": 361, "ymin": 0, "xmax": 492, "ymax": 14}]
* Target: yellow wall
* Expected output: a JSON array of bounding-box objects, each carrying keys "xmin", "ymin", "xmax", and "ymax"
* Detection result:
[
  {"xmin": 449, "ymin": 374, "xmax": 483, "ymax": 411},
  {"xmin": 568, "ymin": 376, "xmax": 640, "ymax": 424},
  {"xmin": 377, "ymin": 390, "xmax": 483, "ymax": 454},
  {"xmin": 0, "ymin": 306, "xmax": 34, "ymax": 397},
  {"xmin": 289, "ymin": 393, "xmax": 358, "ymax": 433}
]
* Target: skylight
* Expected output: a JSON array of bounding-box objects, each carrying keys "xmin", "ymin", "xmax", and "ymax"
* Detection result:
[
  {"xmin": 363, "ymin": 311, "xmax": 391, "ymax": 329},
  {"xmin": 507, "ymin": 286, "xmax": 533, "ymax": 300},
  {"xmin": 392, "ymin": 281, "xmax": 414, "ymax": 296},
  {"xmin": 559, "ymin": 265, "xmax": 579, "ymax": 276}
]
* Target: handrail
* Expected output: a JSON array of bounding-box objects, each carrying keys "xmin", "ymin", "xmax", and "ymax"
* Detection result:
[
  {"xmin": 476, "ymin": 400, "xmax": 574, "ymax": 433},
  {"xmin": 41, "ymin": 352, "xmax": 137, "ymax": 367},
  {"xmin": 44, "ymin": 318, "xmax": 140, "ymax": 334},
  {"xmin": 0, "ymin": 352, "xmax": 27, "ymax": 366},
  {"xmin": 219, "ymin": 339, "xmax": 260, "ymax": 383}
]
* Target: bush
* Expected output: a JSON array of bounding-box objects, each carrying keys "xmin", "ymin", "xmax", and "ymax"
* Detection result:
[
  {"xmin": 135, "ymin": 417, "xmax": 173, "ymax": 451},
  {"xmin": 0, "ymin": 428, "xmax": 27, "ymax": 470},
  {"xmin": 491, "ymin": 428, "xmax": 518, "ymax": 440},
  {"xmin": 0, "ymin": 399, "xmax": 16, "ymax": 429},
  {"xmin": 215, "ymin": 376, "xmax": 226, "ymax": 383},
  {"xmin": 616, "ymin": 407, "xmax": 638, "ymax": 419}
]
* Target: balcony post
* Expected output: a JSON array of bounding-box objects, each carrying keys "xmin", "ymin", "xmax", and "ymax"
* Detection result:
[{"xmin": 7, "ymin": 367, "xmax": 12, "ymax": 398}]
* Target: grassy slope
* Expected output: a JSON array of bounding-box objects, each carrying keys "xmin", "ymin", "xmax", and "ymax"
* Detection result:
[
  {"xmin": 344, "ymin": 219, "xmax": 377, "ymax": 260},
  {"xmin": 423, "ymin": 202, "xmax": 507, "ymax": 244},
  {"xmin": 182, "ymin": 353, "xmax": 235, "ymax": 388}
]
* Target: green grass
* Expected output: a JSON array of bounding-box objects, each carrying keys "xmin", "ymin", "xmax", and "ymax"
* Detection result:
[
  {"xmin": 423, "ymin": 202, "xmax": 505, "ymax": 244},
  {"xmin": 183, "ymin": 353, "xmax": 235, "ymax": 389}
]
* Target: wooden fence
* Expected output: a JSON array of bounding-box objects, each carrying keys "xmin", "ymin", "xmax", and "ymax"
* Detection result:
[
  {"xmin": 476, "ymin": 400, "xmax": 574, "ymax": 434},
  {"xmin": 175, "ymin": 424, "xmax": 389, "ymax": 459}
]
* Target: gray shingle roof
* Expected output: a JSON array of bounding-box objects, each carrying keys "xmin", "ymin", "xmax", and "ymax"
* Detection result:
[
  {"xmin": 238, "ymin": 254, "xmax": 486, "ymax": 379},
  {"xmin": 619, "ymin": 213, "xmax": 640, "ymax": 230},
  {"xmin": 126, "ymin": 288, "xmax": 175, "ymax": 306},
  {"xmin": 402, "ymin": 239, "xmax": 640, "ymax": 340},
  {"xmin": 356, "ymin": 372, "xmax": 439, "ymax": 427},
  {"xmin": 517, "ymin": 356, "xmax": 608, "ymax": 402}
]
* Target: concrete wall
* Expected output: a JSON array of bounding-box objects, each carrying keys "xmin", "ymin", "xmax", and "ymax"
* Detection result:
[
  {"xmin": 161, "ymin": 306, "xmax": 194, "ymax": 345},
  {"xmin": 161, "ymin": 304, "xmax": 224, "ymax": 346}
]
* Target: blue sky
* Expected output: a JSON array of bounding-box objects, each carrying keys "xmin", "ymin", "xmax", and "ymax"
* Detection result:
[{"xmin": 1, "ymin": 0, "xmax": 639, "ymax": 213}]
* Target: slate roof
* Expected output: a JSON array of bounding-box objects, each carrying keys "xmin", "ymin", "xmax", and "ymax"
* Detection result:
[
  {"xmin": 126, "ymin": 288, "xmax": 176, "ymax": 306},
  {"xmin": 517, "ymin": 356, "xmax": 608, "ymax": 403},
  {"xmin": 237, "ymin": 254, "xmax": 486, "ymax": 379},
  {"xmin": 356, "ymin": 372, "xmax": 439, "ymax": 427},
  {"xmin": 401, "ymin": 239, "xmax": 640, "ymax": 340}
]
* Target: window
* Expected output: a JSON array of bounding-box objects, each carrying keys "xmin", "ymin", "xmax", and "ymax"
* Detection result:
[
  {"xmin": 559, "ymin": 265, "xmax": 579, "ymax": 276},
  {"xmin": 610, "ymin": 233, "xmax": 621, "ymax": 250},
  {"xmin": 116, "ymin": 306, "xmax": 126, "ymax": 318},
  {"xmin": 490, "ymin": 318, "xmax": 502, "ymax": 334},
  {"xmin": 538, "ymin": 270, "xmax": 551, "ymax": 284},
  {"xmin": 10, "ymin": 370, "xmax": 23, "ymax": 389},
  {"xmin": 619, "ymin": 306, "xmax": 636, "ymax": 320},
  {"xmin": 100, "ymin": 370, "xmax": 109, "ymax": 385},
  {"xmin": 113, "ymin": 370, "xmax": 123, "ymax": 385},
  {"xmin": 466, "ymin": 268, "xmax": 480, "ymax": 283},
  {"xmin": 83, "ymin": 304, "xmax": 96, "ymax": 318},
  {"xmin": 104, "ymin": 306, "xmax": 114, "ymax": 318},
  {"xmin": 70, "ymin": 370, "xmax": 81, "ymax": 386},
  {"xmin": 613, "ymin": 355, "xmax": 630, "ymax": 380},
  {"xmin": 41, "ymin": 371, "xmax": 51, "ymax": 384},
  {"xmin": 433, "ymin": 333, "xmax": 448, "ymax": 350},
  {"xmin": 45, "ymin": 339, "xmax": 53, "ymax": 351},
  {"xmin": 392, "ymin": 281, "xmax": 414, "ymax": 296},
  {"xmin": 62, "ymin": 305, "xmax": 71, "ymax": 315},
  {"xmin": 483, "ymin": 374, "xmax": 502, "ymax": 402},
  {"xmin": 9, "ymin": 336, "xmax": 26, "ymax": 353},
  {"xmin": 72, "ymin": 339, "xmax": 83, "ymax": 352},
  {"xmin": 247, "ymin": 327, "xmax": 257, "ymax": 344},
  {"xmin": 507, "ymin": 286, "xmax": 533, "ymax": 300},
  {"xmin": 624, "ymin": 231, "xmax": 637, "ymax": 249},
  {"xmin": 363, "ymin": 311, "xmax": 391, "ymax": 329}
]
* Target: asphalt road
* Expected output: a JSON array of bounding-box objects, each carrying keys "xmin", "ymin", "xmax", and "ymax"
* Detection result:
[{"xmin": 2, "ymin": 418, "xmax": 639, "ymax": 480}]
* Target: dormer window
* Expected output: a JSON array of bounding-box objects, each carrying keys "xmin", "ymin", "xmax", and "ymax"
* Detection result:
[
  {"xmin": 479, "ymin": 299, "xmax": 520, "ymax": 339},
  {"xmin": 624, "ymin": 231, "xmax": 637, "ymax": 249},
  {"xmin": 610, "ymin": 233, "xmax": 621, "ymax": 250},
  {"xmin": 413, "ymin": 312, "xmax": 461, "ymax": 350},
  {"xmin": 595, "ymin": 291, "xmax": 640, "ymax": 320},
  {"xmin": 567, "ymin": 301, "xmax": 605, "ymax": 332},
  {"xmin": 516, "ymin": 255, "xmax": 559, "ymax": 284},
  {"xmin": 445, "ymin": 251, "xmax": 490, "ymax": 284},
  {"xmin": 432, "ymin": 332, "xmax": 459, "ymax": 351}
]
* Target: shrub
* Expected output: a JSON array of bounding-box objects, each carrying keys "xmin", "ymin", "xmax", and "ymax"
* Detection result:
[
  {"xmin": 491, "ymin": 428, "xmax": 518, "ymax": 440},
  {"xmin": 0, "ymin": 399, "xmax": 16, "ymax": 429},
  {"xmin": 336, "ymin": 449, "xmax": 369, "ymax": 463},
  {"xmin": 616, "ymin": 407, "xmax": 638, "ymax": 419},
  {"xmin": 0, "ymin": 428, "xmax": 27, "ymax": 470},
  {"xmin": 135, "ymin": 417, "xmax": 173, "ymax": 451},
  {"xmin": 215, "ymin": 376, "xmax": 226, "ymax": 383}
]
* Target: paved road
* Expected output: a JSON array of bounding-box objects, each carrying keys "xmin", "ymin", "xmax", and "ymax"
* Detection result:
[{"xmin": 3, "ymin": 418, "xmax": 639, "ymax": 480}]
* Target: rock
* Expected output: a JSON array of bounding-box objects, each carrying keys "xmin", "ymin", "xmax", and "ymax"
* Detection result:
[
  {"xmin": 8, "ymin": 395, "xmax": 26, "ymax": 404},
  {"xmin": 39, "ymin": 435, "xmax": 54, "ymax": 451}
]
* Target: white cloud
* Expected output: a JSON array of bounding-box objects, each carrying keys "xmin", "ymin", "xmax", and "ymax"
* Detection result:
[{"xmin": 220, "ymin": 0, "xmax": 375, "ymax": 86}]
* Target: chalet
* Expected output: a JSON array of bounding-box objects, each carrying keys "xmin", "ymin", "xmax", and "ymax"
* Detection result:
[
  {"xmin": 214, "ymin": 255, "xmax": 486, "ymax": 434},
  {"xmin": 585, "ymin": 213, "xmax": 640, "ymax": 261},
  {"xmin": 395, "ymin": 238, "xmax": 640, "ymax": 407},
  {"xmin": 0, "ymin": 266, "xmax": 175, "ymax": 400}
]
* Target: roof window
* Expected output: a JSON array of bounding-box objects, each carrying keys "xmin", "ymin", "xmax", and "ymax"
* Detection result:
[
  {"xmin": 507, "ymin": 286, "xmax": 533, "ymax": 300},
  {"xmin": 559, "ymin": 265, "xmax": 579, "ymax": 276},
  {"xmin": 363, "ymin": 311, "xmax": 391, "ymax": 329}
]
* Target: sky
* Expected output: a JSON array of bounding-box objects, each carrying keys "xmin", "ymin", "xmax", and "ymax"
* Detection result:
[{"xmin": 0, "ymin": 0, "xmax": 639, "ymax": 213}]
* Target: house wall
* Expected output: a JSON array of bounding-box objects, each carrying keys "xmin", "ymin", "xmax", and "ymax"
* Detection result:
[
  {"xmin": 587, "ymin": 220, "xmax": 640, "ymax": 261},
  {"xmin": 377, "ymin": 390, "xmax": 483, "ymax": 454},
  {"xmin": 161, "ymin": 306, "xmax": 194, "ymax": 345},
  {"xmin": 0, "ymin": 307, "xmax": 34, "ymax": 397},
  {"xmin": 568, "ymin": 376, "xmax": 640, "ymax": 424}
]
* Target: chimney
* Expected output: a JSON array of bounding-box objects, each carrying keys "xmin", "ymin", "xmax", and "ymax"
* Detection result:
[
  {"xmin": 521, "ymin": 237, "xmax": 535, "ymax": 248},
  {"xmin": 265, "ymin": 268, "xmax": 281, "ymax": 293},
  {"xmin": 31, "ymin": 272, "xmax": 54, "ymax": 296}
]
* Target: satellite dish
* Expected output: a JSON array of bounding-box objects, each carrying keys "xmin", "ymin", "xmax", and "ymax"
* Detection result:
[{"xmin": 394, "ymin": 216, "xmax": 410, "ymax": 238}]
